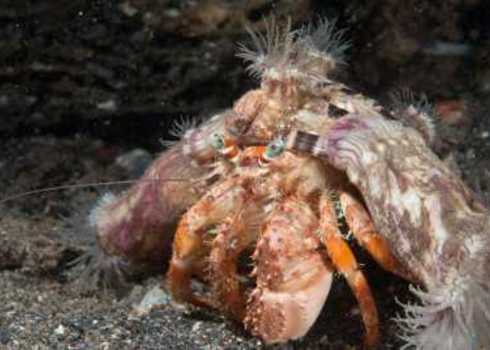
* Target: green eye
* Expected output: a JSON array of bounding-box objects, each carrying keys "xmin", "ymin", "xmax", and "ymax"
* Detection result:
[
  {"xmin": 265, "ymin": 138, "xmax": 285, "ymax": 158},
  {"xmin": 210, "ymin": 133, "xmax": 225, "ymax": 150}
]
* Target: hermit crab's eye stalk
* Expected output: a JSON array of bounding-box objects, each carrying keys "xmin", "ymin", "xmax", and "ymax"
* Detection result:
[
  {"xmin": 264, "ymin": 138, "xmax": 286, "ymax": 160},
  {"xmin": 210, "ymin": 132, "xmax": 225, "ymax": 150},
  {"xmin": 210, "ymin": 132, "xmax": 240, "ymax": 160}
]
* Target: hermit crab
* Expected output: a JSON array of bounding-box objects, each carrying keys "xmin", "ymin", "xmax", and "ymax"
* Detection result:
[
  {"xmin": 84, "ymin": 16, "xmax": 478, "ymax": 348},
  {"xmin": 166, "ymin": 133, "xmax": 414, "ymax": 347}
]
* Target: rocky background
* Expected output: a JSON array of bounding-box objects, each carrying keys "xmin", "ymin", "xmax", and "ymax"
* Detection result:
[{"xmin": 1, "ymin": 1, "xmax": 489, "ymax": 349}]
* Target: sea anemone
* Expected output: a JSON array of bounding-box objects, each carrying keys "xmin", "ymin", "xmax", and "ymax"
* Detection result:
[
  {"xmin": 388, "ymin": 88, "xmax": 437, "ymax": 146},
  {"xmin": 236, "ymin": 17, "xmax": 350, "ymax": 86},
  {"xmin": 395, "ymin": 274, "xmax": 490, "ymax": 350}
]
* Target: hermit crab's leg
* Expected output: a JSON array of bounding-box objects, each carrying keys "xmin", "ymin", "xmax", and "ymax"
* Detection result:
[
  {"xmin": 166, "ymin": 180, "xmax": 251, "ymax": 308},
  {"xmin": 227, "ymin": 89, "xmax": 266, "ymax": 141},
  {"xmin": 166, "ymin": 214, "xmax": 210, "ymax": 308},
  {"xmin": 245, "ymin": 197, "xmax": 334, "ymax": 344},
  {"xmin": 319, "ymin": 194, "xmax": 379, "ymax": 348},
  {"xmin": 206, "ymin": 144, "xmax": 269, "ymax": 318},
  {"xmin": 339, "ymin": 190, "xmax": 415, "ymax": 281},
  {"xmin": 208, "ymin": 204, "xmax": 264, "ymax": 320}
]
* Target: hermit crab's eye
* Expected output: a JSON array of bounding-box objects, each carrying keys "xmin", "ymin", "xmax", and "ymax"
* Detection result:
[
  {"xmin": 210, "ymin": 133, "xmax": 225, "ymax": 150},
  {"xmin": 265, "ymin": 138, "xmax": 286, "ymax": 158}
]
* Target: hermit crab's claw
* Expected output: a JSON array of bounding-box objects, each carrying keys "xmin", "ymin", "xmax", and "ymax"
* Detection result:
[
  {"xmin": 245, "ymin": 197, "xmax": 333, "ymax": 344},
  {"xmin": 317, "ymin": 114, "xmax": 490, "ymax": 350}
]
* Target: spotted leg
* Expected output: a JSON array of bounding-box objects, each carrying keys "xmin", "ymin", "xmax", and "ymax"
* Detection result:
[
  {"xmin": 208, "ymin": 204, "xmax": 264, "ymax": 320},
  {"xmin": 319, "ymin": 193, "xmax": 380, "ymax": 348},
  {"xmin": 166, "ymin": 179, "xmax": 251, "ymax": 308},
  {"xmin": 339, "ymin": 190, "xmax": 416, "ymax": 282},
  {"xmin": 201, "ymin": 144, "xmax": 272, "ymax": 318}
]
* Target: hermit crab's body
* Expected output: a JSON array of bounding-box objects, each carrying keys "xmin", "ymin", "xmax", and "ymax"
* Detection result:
[{"xmin": 166, "ymin": 137, "xmax": 403, "ymax": 346}]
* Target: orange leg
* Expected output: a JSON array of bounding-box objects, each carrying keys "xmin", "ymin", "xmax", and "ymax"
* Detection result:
[
  {"xmin": 166, "ymin": 181, "xmax": 249, "ymax": 308},
  {"xmin": 166, "ymin": 215, "xmax": 210, "ymax": 308},
  {"xmin": 339, "ymin": 191, "xmax": 415, "ymax": 282},
  {"xmin": 320, "ymin": 195, "xmax": 379, "ymax": 349}
]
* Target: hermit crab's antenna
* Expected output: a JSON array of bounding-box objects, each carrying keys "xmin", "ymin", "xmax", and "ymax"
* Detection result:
[{"xmin": 0, "ymin": 177, "xmax": 193, "ymax": 205}]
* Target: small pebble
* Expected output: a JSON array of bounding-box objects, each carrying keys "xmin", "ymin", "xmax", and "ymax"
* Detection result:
[
  {"xmin": 165, "ymin": 9, "xmax": 180, "ymax": 18},
  {"xmin": 116, "ymin": 148, "xmax": 153, "ymax": 177},
  {"xmin": 132, "ymin": 284, "xmax": 170, "ymax": 316},
  {"xmin": 119, "ymin": 1, "xmax": 139, "ymax": 17},
  {"xmin": 96, "ymin": 99, "xmax": 117, "ymax": 111},
  {"xmin": 192, "ymin": 321, "xmax": 203, "ymax": 332},
  {"xmin": 349, "ymin": 306, "xmax": 360, "ymax": 317},
  {"xmin": 0, "ymin": 328, "xmax": 11, "ymax": 344},
  {"xmin": 54, "ymin": 324, "xmax": 65, "ymax": 336}
]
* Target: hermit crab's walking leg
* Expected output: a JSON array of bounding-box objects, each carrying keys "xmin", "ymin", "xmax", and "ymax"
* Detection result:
[
  {"xmin": 245, "ymin": 197, "xmax": 334, "ymax": 344},
  {"xmin": 339, "ymin": 190, "xmax": 415, "ymax": 281},
  {"xmin": 206, "ymin": 144, "xmax": 269, "ymax": 319},
  {"xmin": 166, "ymin": 180, "xmax": 251, "ymax": 308},
  {"xmin": 319, "ymin": 194, "xmax": 379, "ymax": 348},
  {"xmin": 208, "ymin": 205, "xmax": 263, "ymax": 320}
]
